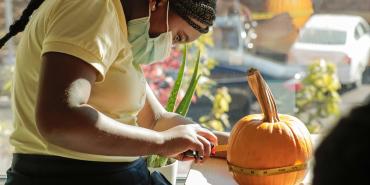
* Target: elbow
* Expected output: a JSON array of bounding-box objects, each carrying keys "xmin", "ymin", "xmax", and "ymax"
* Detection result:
[
  {"xmin": 35, "ymin": 107, "xmax": 63, "ymax": 144},
  {"xmin": 35, "ymin": 104, "xmax": 80, "ymax": 145},
  {"xmin": 35, "ymin": 103, "xmax": 99, "ymax": 146}
]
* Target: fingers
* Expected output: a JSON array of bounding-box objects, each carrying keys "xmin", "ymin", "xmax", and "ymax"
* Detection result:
[
  {"xmin": 197, "ymin": 135, "xmax": 211, "ymax": 161},
  {"xmin": 161, "ymin": 124, "xmax": 218, "ymax": 163},
  {"xmin": 188, "ymin": 124, "xmax": 218, "ymax": 162},
  {"xmin": 192, "ymin": 139, "xmax": 204, "ymax": 161},
  {"xmin": 195, "ymin": 127, "xmax": 218, "ymax": 145},
  {"xmin": 175, "ymin": 154, "xmax": 196, "ymax": 161}
]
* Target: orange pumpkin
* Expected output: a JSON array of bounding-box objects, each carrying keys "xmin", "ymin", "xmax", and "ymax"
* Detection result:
[
  {"xmin": 227, "ymin": 69, "xmax": 313, "ymax": 185},
  {"xmin": 266, "ymin": 0, "xmax": 313, "ymax": 28}
]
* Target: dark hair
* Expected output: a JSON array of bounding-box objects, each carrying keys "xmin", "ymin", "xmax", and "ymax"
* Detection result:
[
  {"xmin": 170, "ymin": 0, "xmax": 217, "ymax": 33},
  {"xmin": 313, "ymin": 101, "xmax": 370, "ymax": 185},
  {"xmin": 0, "ymin": 0, "xmax": 44, "ymax": 49}
]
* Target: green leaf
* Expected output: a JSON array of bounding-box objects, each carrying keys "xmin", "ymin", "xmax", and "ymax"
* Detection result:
[
  {"xmin": 176, "ymin": 75, "xmax": 201, "ymax": 116},
  {"xmin": 148, "ymin": 48, "xmax": 202, "ymax": 168},
  {"xmin": 147, "ymin": 155, "xmax": 157, "ymax": 167},
  {"xmin": 175, "ymin": 51, "xmax": 201, "ymax": 116},
  {"xmin": 199, "ymin": 115, "xmax": 210, "ymax": 123},
  {"xmin": 2, "ymin": 80, "xmax": 12, "ymax": 93},
  {"xmin": 165, "ymin": 45, "xmax": 187, "ymax": 112},
  {"xmin": 147, "ymin": 155, "xmax": 169, "ymax": 168}
]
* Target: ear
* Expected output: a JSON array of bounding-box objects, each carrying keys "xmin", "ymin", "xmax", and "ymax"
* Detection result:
[
  {"xmin": 148, "ymin": 0, "xmax": 157, "ymax": 11},
  {"xmin": 149, "ymin": 0, "xmax": 168, "ymax": 11},
  {"xmin": 157, "ymin": 0, "xmax": 168, "ymax": 7}
]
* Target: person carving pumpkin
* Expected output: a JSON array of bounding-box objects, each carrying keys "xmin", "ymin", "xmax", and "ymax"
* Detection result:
[{"xmin": 0, "ymin": 0, "xmax": 228, "ymax": 184}]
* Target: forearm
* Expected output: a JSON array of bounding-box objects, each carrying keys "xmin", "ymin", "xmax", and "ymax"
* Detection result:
[
  {"xmin": 153, "ymin": 113, "xmax": 230, "ymax": 158},
  {"xmin": 153, "ymin": 112, "xmax": 229, "ymax": 145},
  {"xmin": 152, "ymin": 112, "xmax": 189, "ymax": 131},
  {"xmin": 37, "ymin": 104, "xmax": 164, "ymax": 157}
]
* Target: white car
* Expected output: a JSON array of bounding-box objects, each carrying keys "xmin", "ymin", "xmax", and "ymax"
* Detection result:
[{"xmin": 288, "ymin": 14, "xmax": 370, "ymax": 86}]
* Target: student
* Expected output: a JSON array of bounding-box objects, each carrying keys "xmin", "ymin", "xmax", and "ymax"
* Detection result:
[
  {"xmin": 0, "ymin": 0, "xmax": 224, "ymax": 184},
  {"xmin": 313, "ymin": 101, "xmax": 370, "ymax": 185}
]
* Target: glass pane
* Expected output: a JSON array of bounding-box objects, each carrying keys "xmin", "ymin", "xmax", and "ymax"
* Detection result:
[
  {"xmin": 1, "ymin": 0, "xmax": 370, "ymax": 184},
  {"xmin": 0, "ymin": 97, "xmax": 13, "ymax": 176},
  {"xmin": 298, "ymin": 28, "xmax": 347, "ymax": 45},
  {"xmin": 360, "ymin": 23, "xmax": 369, "ymax": 33}
]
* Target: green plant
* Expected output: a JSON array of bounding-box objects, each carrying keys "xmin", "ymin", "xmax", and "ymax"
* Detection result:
[
  {"xmin": 0, "ymin": 65, "xmax": 14, "ymax": 97},
  {"xmin": 190, "ymin": 33, "xmax": 217, "ymax": 98},
  {"xmin": 296, "ymin": 59, "xmax": 341, "ymax": 133},
  {"xmin": 147, "ymin": 46, "xmax": 201, "ymax": 168},
  {"xmin": 199, "ymin": 87, "xmax": 231, "ymax": 131},
  {"xmin": 187, "ymin": 33, "xmax": 232, "ymax": 131}
]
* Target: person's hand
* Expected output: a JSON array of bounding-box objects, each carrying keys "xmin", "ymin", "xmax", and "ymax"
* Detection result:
[{"xmin": 158, "ymin": 124, "xmax": 218, "ymax": 163}]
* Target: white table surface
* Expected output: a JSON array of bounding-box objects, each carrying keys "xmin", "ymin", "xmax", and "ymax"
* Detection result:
[{"xmin": 0, "ymin": 177, "xmax": 5, "ymax": 185}]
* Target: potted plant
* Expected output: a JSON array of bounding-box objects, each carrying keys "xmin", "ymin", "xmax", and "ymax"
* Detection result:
[
  {"xmin": 295, "ymin": 59, "xmax": 341, "ymax": 133},
  {"xmin": 147, "ymin": 46, "xmax": 201, "ymax": 184}
]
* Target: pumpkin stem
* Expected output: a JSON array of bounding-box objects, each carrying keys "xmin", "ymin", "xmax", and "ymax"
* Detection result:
[{"xmin": 247, "ymin": 68, "xmax": 280, "ymax": 123}]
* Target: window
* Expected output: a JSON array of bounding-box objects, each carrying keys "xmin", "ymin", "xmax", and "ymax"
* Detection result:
[
  {"xmin": 1, "ymin": 1, "xmax": 370, "ymax": 184},
  {"xmin": 213, "ymin": 16, "xmax": 244, "ymax": 50},
  {"xmin": 359, "ymin": 22, "xmax": 369, "ymax": 34},
  {"xmin": 298, "ymin": 28, "xmax": 347, "ymax": 45},
  {"xmin": 355, "ymin": 23, "xmax": 365, "ymax": 40},
  {"xmin": 0, "ymin": 97, "xmax": 12, "ymax": 177}
]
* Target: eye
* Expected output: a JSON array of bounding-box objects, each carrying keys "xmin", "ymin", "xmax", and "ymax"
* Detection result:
[{"xmin": 174, "ymin": 34, "xmax": 181, "ymax": 43}]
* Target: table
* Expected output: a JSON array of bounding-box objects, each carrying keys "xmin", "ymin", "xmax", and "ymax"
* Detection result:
[
  {"xmin": 0, "ymin": 176, "xmax": 5, "ymax": 185},
  {"xmin": 183, "ymin": 158, "xmax": 313, "ymax": 185}
]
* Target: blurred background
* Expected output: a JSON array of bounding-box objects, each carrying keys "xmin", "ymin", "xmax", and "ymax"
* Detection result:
[{"xmin": 1, "ymin": 0, "xmax": 370, "ymax": 177}]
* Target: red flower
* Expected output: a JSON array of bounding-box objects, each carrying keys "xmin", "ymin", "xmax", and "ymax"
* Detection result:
[{"xmin": 143, "ymin": 48, "xmax": 194, "ymax": 106}]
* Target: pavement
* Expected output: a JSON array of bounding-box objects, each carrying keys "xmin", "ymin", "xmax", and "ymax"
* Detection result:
[{"xmin": 340, "ymin": 84, "xmax": 370, "ymax": 114}]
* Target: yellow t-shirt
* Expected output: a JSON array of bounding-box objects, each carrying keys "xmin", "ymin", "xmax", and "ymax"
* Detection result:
[{"xmin": 10, "ymin": 0, "xmax": 147, "ymax": 162}]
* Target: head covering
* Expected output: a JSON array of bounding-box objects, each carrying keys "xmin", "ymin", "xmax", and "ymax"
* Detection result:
[{"xmin": 170, "ymin": 0, "xmax": 217, "ymax": 33}]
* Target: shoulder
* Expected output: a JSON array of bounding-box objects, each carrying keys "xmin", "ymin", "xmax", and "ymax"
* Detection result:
[
  {"xmin": 315, "ymin": 101, "xmax": 370, "ymax": 160},
  {"xmin": 313, "ymin": 102, "xmax": 370, "ymax": 185}
]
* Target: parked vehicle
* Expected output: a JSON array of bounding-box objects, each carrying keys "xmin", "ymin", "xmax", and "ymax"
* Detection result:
[{"xmin": 288, "ymin": 14, "xmax": 370, "ymax": 87}]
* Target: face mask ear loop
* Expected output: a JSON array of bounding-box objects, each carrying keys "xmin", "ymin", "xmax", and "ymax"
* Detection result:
[
  {"xmin": 166, "ymin": 1, "xmax": 170, "ymax": 32},
  {"xmin": 148, "ymin": 2, "xmax": 152, "ymax": 19}
]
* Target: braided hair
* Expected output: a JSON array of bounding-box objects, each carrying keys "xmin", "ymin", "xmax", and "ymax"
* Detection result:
[
  {"xmin": 170, "ymin": 0, "xmax": 217, "ymax": 33},
  {"xmin": 0, "ymin": 0, "xmax": 44, "ymax": 49}
]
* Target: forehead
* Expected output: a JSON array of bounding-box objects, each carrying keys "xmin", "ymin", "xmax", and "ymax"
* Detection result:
[{"xmin": 170, "ymin": 13, "xmax": 208, "ymax": 42}]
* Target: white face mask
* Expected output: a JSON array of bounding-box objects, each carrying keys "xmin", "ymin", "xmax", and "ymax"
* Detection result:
[{"xmin": 127, "ymin": 1, "xmax": 172, "ymax": 65}]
